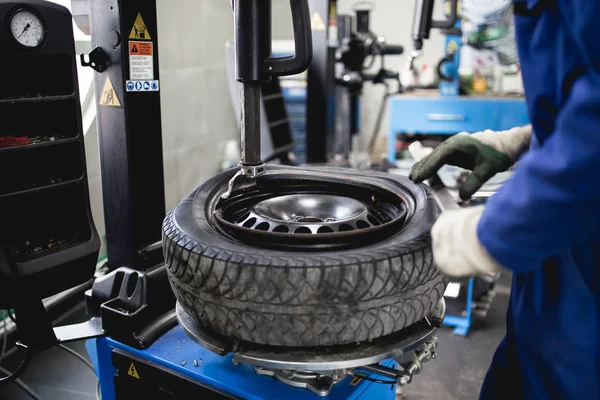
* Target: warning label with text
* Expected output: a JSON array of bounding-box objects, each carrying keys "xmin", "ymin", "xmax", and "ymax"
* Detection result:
[{"xmin": 129, "ymin": 41, "xmax": 154, "ymax": 80}]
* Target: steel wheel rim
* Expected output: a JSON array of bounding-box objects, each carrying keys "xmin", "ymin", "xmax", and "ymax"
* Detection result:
[{"xmin": 213, "ymin": 175, "xmax": 410, "ymax": 250}]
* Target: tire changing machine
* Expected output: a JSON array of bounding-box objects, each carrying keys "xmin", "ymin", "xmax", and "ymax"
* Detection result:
[{"xmin": 75, "ymin": 0, "xmax": 446, "ymax": 398}]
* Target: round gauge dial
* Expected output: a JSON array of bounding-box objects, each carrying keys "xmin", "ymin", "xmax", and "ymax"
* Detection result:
[{"xmin": 10, "ymin": 10, "xmax": 45, "ymax": 48}]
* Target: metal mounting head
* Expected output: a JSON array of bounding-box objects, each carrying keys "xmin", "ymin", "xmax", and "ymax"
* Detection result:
[
  {"xmin": 221, "ymin": 163, "xmax": 267, "ymax": 200},
  {"xmin": 80, "ymin": 46, "xmax": 109, "ymax": 72}
]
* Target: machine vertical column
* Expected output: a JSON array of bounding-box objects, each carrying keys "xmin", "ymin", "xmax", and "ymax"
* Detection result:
[
  {"xmin": 234, "ymin": 0, "xmax": 272, "ymax": 168},
  {"xmin": 306, "ymin": 0, "xmax": 337, "ymax": 163},
  {"xmin": 87, "ymin": 0, "xmax": 165, "ymax": 271}
]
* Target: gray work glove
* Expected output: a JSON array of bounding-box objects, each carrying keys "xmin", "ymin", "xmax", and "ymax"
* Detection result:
[
  {"xmin": 431, "ymin": 206, "xmax": 503, "ymax": 277},
  {"xmin": 409, "ymin": 125, "xmax": 532, "ymax": 200}
]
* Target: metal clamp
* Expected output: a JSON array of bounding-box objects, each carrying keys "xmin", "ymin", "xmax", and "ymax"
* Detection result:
[
  {"xmin": 349, "ymin": 337, "xmax": 438, "ymax": 387},
  {"xmin": 397, "ymin": 338, "xmax": 438, "ymax": 385},
  {"xmin": 240, "ymin": 163, "xmax": 266, "ymax": 178}
]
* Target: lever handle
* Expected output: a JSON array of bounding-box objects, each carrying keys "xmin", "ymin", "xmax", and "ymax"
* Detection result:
[
  {"xmin": 437, "ymin": 53, "xmax": 455, "ymax": 82},
  {"xmin": 264, "ymin": 0, "xmax": 313, "ymax": 76}
]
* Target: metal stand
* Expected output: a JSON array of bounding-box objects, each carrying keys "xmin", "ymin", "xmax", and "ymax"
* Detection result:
[
  {"xmin": 83, "ymin": 0, "xmax": 166, "ymax": 271},
  {"xmin": 306, "ymin": 0, "xmax": 337, "ymax": 163},
  {"xmin": 444, "ymin": 278, "xmax": 474, "ymax": 336}
]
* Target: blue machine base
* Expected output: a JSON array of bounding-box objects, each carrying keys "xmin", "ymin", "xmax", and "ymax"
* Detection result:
[
  {"xmin": 442, "ymin": 279, "xmax": 475, "ymax": 336},
  {"xmin": 87, "ymin": 326, "xmax": 398, "ymax": 400}
]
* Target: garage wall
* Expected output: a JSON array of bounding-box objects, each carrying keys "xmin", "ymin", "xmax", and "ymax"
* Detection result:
[
  {"xmin": 157, "ymin": 0, "xmax": 294, "ymax": 210},
  {"xmin": 336, "ymin": 0, "xmax": 445, "ymax": 154},
  {"xmin": 84, "ymin": 0, "xmax": 294, "ymax": 255}
]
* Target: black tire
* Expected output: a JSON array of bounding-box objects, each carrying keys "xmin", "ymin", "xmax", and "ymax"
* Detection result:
[{"xmin": 163, "ymin": 166, "xmax": 448, "ymax": 347}]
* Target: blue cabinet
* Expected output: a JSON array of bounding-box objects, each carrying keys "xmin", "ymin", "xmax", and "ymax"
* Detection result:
[{"xmin": 388, "ymin": 95, "xmax": 530, "ymax": 163}]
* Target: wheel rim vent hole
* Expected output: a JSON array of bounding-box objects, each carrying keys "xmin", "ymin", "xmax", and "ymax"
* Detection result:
[
  {"xmin": 255, "ymin": 222, "xmax": 270, "ymax": 231},
  {"xmin": 368, "ymin": 214, "xmax": 382, "ymax": 226},
  {"xmin": 356, "ymin": 220, "xmax": 370, "ymax": 229},
  {"xmin": 273, "ymin": 225, "xmax": 290, "ymax": 233},
  {"xmin": 317, "ymin": 226, "xmax": 334, "ymax": 234},
  {"xmin": 236, "ymin": 212, "xmax": 251, "ymax": 224},
  {"xmin": 242, "ymin": 217, "xmax": 257, "ymax": 228}
]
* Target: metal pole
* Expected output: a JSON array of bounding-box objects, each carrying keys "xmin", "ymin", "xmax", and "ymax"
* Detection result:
[{"xmin": 240, "ymin": 83, "xmax": 262, "ymax": 166}]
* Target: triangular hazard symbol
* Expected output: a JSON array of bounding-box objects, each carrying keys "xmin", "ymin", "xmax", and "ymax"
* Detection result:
[
  {"xmin": 311, "ymin": 12, "xmax": 326, "ymax": 31},
  {"xmin": 127, "ymin": 362, "xmax": 140, "ymax": 379},
  {"xmin": 129, "ymin": 13, "xmax": 151, "ymax": 40},
  {"xmin": 99, "ymin": 76, "xmax": 121, "ymax": 107},
  {"xmin": 131, "ymin": 44, "xmax": 139, "ymax": 53}
]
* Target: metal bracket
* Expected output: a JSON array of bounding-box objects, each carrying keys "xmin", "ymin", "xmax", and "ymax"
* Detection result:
[
  {"xmin": 240, "ymin": 163, "xmax": 266, "ymax": 178},
  {"xmin": 221, "ymin": 163, "xmax": 266, "ymax": 200},
  {"xmin": 80, "ymin": 46, "xmax": 109, "ymax": 72},
  {"xmin": 54, "ymin": 317, "xmax": 105, "ymax": 343}
]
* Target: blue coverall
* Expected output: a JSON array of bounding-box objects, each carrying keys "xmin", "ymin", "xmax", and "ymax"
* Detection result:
[{"xmin": 477, "ymin": 1, "xmax": 600, "ymax": 398}]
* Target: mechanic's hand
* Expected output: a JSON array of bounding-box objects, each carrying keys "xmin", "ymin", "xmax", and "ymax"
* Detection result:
[
  {"xmin": 409, "ymin": 125, "xmax": 532, "ymax": 200},
  {"xmin": 432, "ymin": 206, "xmax": 502, "ymax": 277}
]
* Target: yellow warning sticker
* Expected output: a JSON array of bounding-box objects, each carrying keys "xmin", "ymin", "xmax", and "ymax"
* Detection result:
[
  {"xmin": 311, "ymin": 12, "xmax": 326, "ymax": 31},
  {"xmin": 447, "ymin": 40, "xmax": 458, "ymax": 53},
  {"xmin": 129, "ymin": 12, "xmax": 151, "ymax": 40},
  {"xmin": 127, "ymin": 362, "xmax": 140, "ymax": 379},
  {"xmin": 99, "ymin": 76, "xmax": 121, "ymax": 107},
  {"xmin": 350, "ymin": 376, "xmax": 362, "ymax": 386}
]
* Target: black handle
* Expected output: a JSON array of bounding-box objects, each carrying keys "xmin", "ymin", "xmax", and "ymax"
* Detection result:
[
  {"xmin": 264, "ymin": 0, "xmax": 313, "ymax": 76},
  {"xmin": 431, "ymin": 0, "xmax": 458, "ymax": 29},
  {"xmin": 382, "ymin": 44, "xmax": 404, "ymax": 56},
  {"xmin": 437, "ymin": 54, "xmax": 455, "ymax": 82}
]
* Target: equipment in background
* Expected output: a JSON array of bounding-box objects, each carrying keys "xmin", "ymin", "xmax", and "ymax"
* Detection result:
[
  {"xmin": 409, "ymin": 0, "xmax": 460, "ymax": 96},
  {"xmin": 332, "ymin": 3, "xmax": 403, "ymax": 160},
  {"xmin": 298, "ymin": 1, "xmax": 406, "ymax": 163},
  {"xmin": 0, "ymin": 0, "xmax": 101, "ymax": 383}
]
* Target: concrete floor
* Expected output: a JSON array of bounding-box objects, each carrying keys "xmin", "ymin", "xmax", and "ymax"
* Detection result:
[{"xmin": 0, "ymin": 277, "xmax": 511, "ymax": 400}]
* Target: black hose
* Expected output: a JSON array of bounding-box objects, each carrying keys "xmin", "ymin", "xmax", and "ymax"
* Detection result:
[
  {"xmin": 352, "ymin": 373, "xmax": 397, "ymax": 385},
  {"xmin": 57, "ymin": 344, "xmax": 95, "ymax": 374},
  {"xmin": 0, "ymin": 342, "xmax": 33, "ymax": 384},
  {"xmin": 437, "ymin": 54, "xmax": 455, "ymax": 82}
]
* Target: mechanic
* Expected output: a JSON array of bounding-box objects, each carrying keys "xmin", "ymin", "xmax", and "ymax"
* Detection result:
[{"xmin": 409, "ymin": 1, "xmax": 600, "ymax": 399}]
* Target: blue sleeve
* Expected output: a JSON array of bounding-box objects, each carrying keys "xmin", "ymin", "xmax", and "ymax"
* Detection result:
[
  {"xmin": 557, "ymin": 1, "xmax": 600, "ymax": 70},
  {"xmin": 477, "ymin": 71, "xmax": 600, "ymax": 272}
]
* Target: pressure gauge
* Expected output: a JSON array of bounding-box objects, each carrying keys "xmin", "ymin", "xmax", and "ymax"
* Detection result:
[{"xmin": 10, "ymin": 10, "xmax": 45, "ymax": 48}]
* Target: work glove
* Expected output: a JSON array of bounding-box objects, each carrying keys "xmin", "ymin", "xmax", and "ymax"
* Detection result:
[
  {"xmin": 432, "ymin": 206, "xmax": 502, "ymax": 277},
  {"xmin": 409, "ymin": 125, "xmax": 532, "ymax": 200}
]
